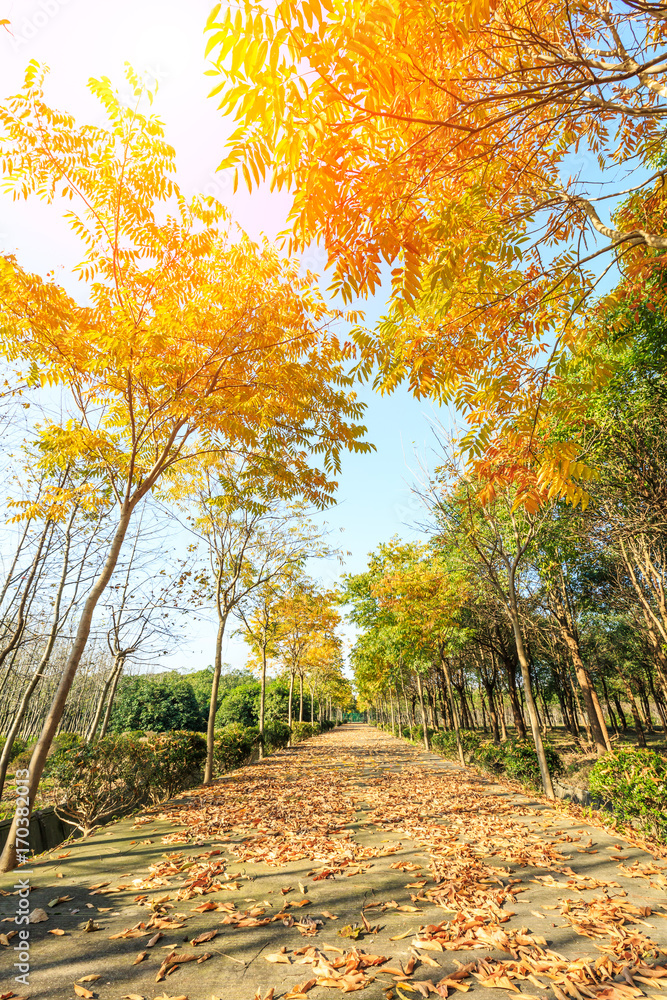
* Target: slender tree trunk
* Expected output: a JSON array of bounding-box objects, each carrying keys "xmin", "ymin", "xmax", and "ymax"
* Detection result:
[
  {"xmin": 389, "ymin": 687, "xmax": 396, "ymax": 735},
  {"xmin": 440, "ymin": 652, "xmax": 465, "ymax": 766},
  {"xmin": 86, "ymin": 653, "xmax": 121, "ymax": 743},
  {"xmin": 507, "ymin": 574, "xmax": 554, "ymax": 798},
  {"xmin": 288, "ymin": 669, "xmax": 295, "ymax": 732},
  {"xmin": 204, "ymin": 610, "xmax": 229, "ymax": 783},
  {"xmin": 618, "ymin": 668, "xmax": 646, "ymax": 746},
  {"xmin": 0, "ymin": 505, "xmax": 134, "ymax": 872},
  {"xmin": 98, "ymin": 654, "xmax": 125, "ymax": 739},
  {"xmin": 258, "ymin": 643, "xmax": 267, "ymax": 759},
  {"xmin": 0, "ymin": 510, "xmax": 77, "ymax": 798},
  {"xmin": 414, "ymin": 671, "xmax": 429, "ymax": 750},
  {"xmin": 310, "ymin": 684, "xmax": 314, "ymax": 725},
  {"xmin": 299, "ymin": 673, "xmax": 304, "ymax": 722}
]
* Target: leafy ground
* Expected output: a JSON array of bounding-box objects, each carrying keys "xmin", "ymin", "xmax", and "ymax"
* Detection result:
[{"xmin": 1, "ymin": 724, "xmax": 666, "ymax": 1000}]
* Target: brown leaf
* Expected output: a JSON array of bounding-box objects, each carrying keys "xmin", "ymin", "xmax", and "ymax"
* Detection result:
[
  {"xmin": 147, "ymin": 932, "xmax": 163, "ymax": 947},
  {"xmin": 266, "ymin": 950, "xmax": 292, "ymax": 964},
  {"xmin": 73, "ymin": 986, "xmax": 94, "ymax": 999},
  {"xmin": 28, "ymin": 907, "xmax": 48, "ymax": 923},
  {"xmin": 48, "ymin": 928, "xmax": 66, "ymax": 936},
  {"xmin": 78, "ymin": 976, "xmax": 102, "ymax": 983},
  {"xmin": 321, "ymin": 911, "xmax": 339, "ymax": 920},
  {"xmin": 133, "ymin": 951, "xmax": 148, "ymax": 965},
  {"xmin": 191, "ymin": 930, "xmax": 217, "ymax": 946}
]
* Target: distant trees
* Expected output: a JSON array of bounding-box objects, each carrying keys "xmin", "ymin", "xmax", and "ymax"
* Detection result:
[{"xmin": 109, "ymin": 673, "xmax": 205, "ymax": 733}]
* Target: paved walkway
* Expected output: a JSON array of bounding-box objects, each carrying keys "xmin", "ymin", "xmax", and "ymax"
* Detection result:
[{"xmin": 1, "ymin": 724, "xmax": 666, "ymax": 1000}]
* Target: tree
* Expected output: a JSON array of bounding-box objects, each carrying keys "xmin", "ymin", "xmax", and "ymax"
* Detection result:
[
  {"xmin": 427, "ymin": 472, "xmax": 556, "ymax": 797},
  {"xmin": 273, "ymin": 579, "xmax": 341, "ymax": 729},
  {"xmin": 206, "ymin": 0, "xmax": 667, "ymax": 497},
  {"xmin": 109, "ymin": 673, "xmax": 204, "ymax": 733},
  {"xmin": 236, "ymin": 579, "xmax": 283, "ymax": 756},
  {"xmin": 0, "ymin": 66, "xmax": 369, "ymax": 870},
  {"xmin": 185, "ymin": 459, "xmax": 332, "ymax": 781}
]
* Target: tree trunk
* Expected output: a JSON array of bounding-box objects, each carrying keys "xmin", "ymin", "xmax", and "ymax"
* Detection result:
[
  {"xmin": 0, "ymin": 505, "xmax": 134, "ymax": 872},
  {"xmin": 98, "ymin": 654, "xmax": 125, "ymax": 739},
  {"xmin": 288, "ymin": 669, "xmax": 295, "ymax": 733},
  {"xmin": 507, "ymin": 573, "xmax": 554, "ymax": 798},
  {"xmin": 0, "ymin": 509, "xmax": 77, "ymax": 798},
  {"xmin": 440, "ymin": 652, "xmax": 465, "ymax": 766},
  {"xmin": 414, "ymin": 671, "xmax": 429, "ymax": 750},
  {"xmin": 204, "ymin": 611, "xmax": 229, "ymax": 783},
  {"xmin": 299, "ymin": 673, "xmax": 304, "ymax": 722},
  {"xmin": 258, "ymin": 644, "xmax": 267, "ymax": 759},
  {"xmin": 618, "ymin": 669, "xmax": 646, "ymax": 746}
]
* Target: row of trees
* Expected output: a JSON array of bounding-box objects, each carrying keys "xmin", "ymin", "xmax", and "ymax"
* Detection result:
[{"xmin": 346, "ymin": 323, "xmax": 667, "ymax": 796}]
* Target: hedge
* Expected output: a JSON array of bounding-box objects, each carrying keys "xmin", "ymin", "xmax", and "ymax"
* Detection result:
[
  {"xmin": 291, "ymin": 721, "xmax": 321, "ymax": 742},
  {"xmin": 589, "ymin": 746, "xmax": 667, "ymax": 841}
]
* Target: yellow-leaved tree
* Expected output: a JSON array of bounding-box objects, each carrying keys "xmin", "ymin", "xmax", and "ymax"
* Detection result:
[{"xmin": 0, "ymin": 64, "xmax": 370, "ymax": 870}]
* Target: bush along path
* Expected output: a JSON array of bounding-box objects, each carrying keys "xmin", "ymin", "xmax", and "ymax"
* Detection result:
[{"xmin": 0, "ymin": 724, "xmax": 666, "ymax": 1000}]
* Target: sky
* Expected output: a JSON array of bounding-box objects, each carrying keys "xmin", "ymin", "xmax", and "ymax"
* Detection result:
[{"xmin": 0, "ymin": 0, "xmax": 450, "ymax": 673}]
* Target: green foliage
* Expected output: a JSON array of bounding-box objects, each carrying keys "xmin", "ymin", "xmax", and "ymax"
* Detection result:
[
  {"xmin": 589, "ymin": 747, "xmax": 667, "ymax": 841},
  {"xmin": 48, "ymin": 734, "xmax": 153, "ymax": 834},
  {"xmin": 0, "ymin": 735, "xmax": 30, "ymax": 764},
  {"xmin": 430, "ymin": 730, "xmax": 482, "ymax": 757},
  {"xmin": 215, "ymin": 680, "xmax": 261, "ymax": 728},
  {"xmin": 501, "ymin": 739, "xmax": 563, "ymax": 784},
  {"xmin": 262, "ymin": 719, "xmax": 291, "ymax": 751},
  {"xmin": 10, "ymin": 737, "xmax": 38, "ymax": 771},
  {"xmin": 144, "ymin": 731, "xmax": 206, "ymax": 801},
  {"xmin": 291, "ymin": 721, "xmax": 321, "ymax": 742},
  {"xmin": 427, "ymin": 731, "xmax": 563, "ymax": 787},
  {"xmin": 213, "ymin": 723, "xmax": 257, "ymax": 773},
  {"xmin": 109, "ymin": 674, "xmax": 205, "ymax": 733}
]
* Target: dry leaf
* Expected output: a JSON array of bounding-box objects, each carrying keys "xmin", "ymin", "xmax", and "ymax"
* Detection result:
[
  {"xmin": 28, "ymin": 908, "xmax": 48, "ymax": 923},
  {"xmin": 266, "ymin": 950, "xmax": 292, "ymax": 964},
  {"xmin": 48, "ymin": 928, "xmax": 66, "ymax": 936},
  {"xmin": 73, "ymin": 986, "xmax": 94, "ymax": 999},
  {"xmin": 77, "ymin": 976, "xmax": 102, "ymax": 983},
  {"xmin": 191, "ymin": 930, "xmax": 217, "ymax": 946},
  {"xmin": 133, "ymin": 951, "xmax": 148, "ymax": 965}
]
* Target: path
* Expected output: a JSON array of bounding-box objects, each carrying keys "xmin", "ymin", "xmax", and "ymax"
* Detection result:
[{"xmin": 1, "ymin": 725, "xmax": 666, "ymax": 1000}]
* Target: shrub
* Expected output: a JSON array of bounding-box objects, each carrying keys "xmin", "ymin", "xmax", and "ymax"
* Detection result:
[
  {"xmin": 501, "ymin": 739, "xmax": 563, "ymax": 785},
  {"xmin": 589, "ymin": 747, "xmax": 667, "ymax": 841},
  {"xmin": 475, "ymin": 741, "xmax": 508, "ymax": 773},
  {"xmin": 291, "ymin": 721, "xmax": 321, "ymax": 743},
  {"xmin": 10, "ymin": 737, "xmax": 38, "ymax": 771},
  {"xmin": 262, "ymin": 719, "xmax": 291, "ymax": 752},
  {"xmin": 213, "ymin": 723, "xmax": 257, "ymax": 773},
  {"xmin": 145, "ymin": 731, "xmax": 206, "ymax": 801},
  {"xmin": 215, "ymin": 680, "xmax": 261, "ymax": 728},
  {"xmin": 0, "ymin": 735, "xmax": 30, "ymax": 765},
  {"xmin": 430, "ymin": 730, "xmax": 482, "ymax": 759},
  {"xmin": 48, "ymin": 734, "xmax": 153, "ymax": 835}
]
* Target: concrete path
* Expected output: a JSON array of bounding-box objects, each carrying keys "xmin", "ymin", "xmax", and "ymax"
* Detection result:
[{"xmin": 1, "ymin": 724, "xmax": 666, "ymax": 1000}]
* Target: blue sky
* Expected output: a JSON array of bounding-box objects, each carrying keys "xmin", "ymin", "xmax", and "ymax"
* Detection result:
[{"xmin": 0, "ymin": 0, "xmax": 450, "ymax": 672}]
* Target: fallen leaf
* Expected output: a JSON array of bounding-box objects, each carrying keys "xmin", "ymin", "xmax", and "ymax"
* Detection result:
[
  {"xmin": 321, "ymin": 911, "xmax": 338, "ymax": 920},
  {"xmin": 29, "ymin": 908, "xmax": 48, "ymax": 923},
  {"xmin": 73, "ymin": 986, "xmax": 94, "ymax": 999},
  {"xmin": 133, "ymin": 951, "xmax": 148, "ymax": 965},
  {"xmin": 77, "ymin": 976, "xmax": 102, "ymax": 983},
  {"xmin": 48, "ymin": 928, "xmax": 66, "ymax": 936},
  {"xmin": 191, "ymin": 930, "xmax": 218, "ymax": 946}
]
